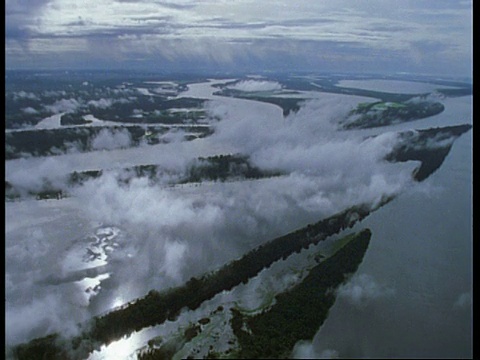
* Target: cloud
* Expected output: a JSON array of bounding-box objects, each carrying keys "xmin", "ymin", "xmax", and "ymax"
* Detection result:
[
  {"xmin": 161, "ymin": 240, "xmax": 188, "ymax": 281},
  {"xmin": 336, "ymin": 273, "xmax": 395, "ymax": 308},
  {"xmin": 292, "ymin": 341, "xmax": 339, "ymax": 359},
  {"xmin": 227, "ymin": 80, "xmax": 283, "ymax": 92},
  {"xmin": 5, "ymin": 199, "xmax": 97, "ymax": 348},
  {"xmin": 5, "ymin": 0, "xmax": 471, "ymax": 76},
  {"xmin": 209, "ymin": 95, "xmax": 412, "ymax": 209},
  {"xmin": 21, "ymin": 107, "xmax": 39, "ymax": 114},
  {"xmin": 44, "ymin": 98, "xmax": 82, "ymax": 114},
  {"xmin": 87, "ymin": 98, "xmax": 114, "ymax": 109},
  {"xmin": 4, "ymin": 81, "xmax": 435, "ymax": 350},
  {"xmin": 453, "ymin": 292, "xmax": 472, "ymax": 310},
  {"xmin": 5, "ymin": 291, "xmax": 88, "ymax": 347},
  {"xmin": 90, "ymin": 127, "xmax": 132, "ymax": 151},
  {"xmin": 6, "ymin": 156, "xmax": 71, "ymax": 193},
  {"xmin": 53, "ymin": 93, "xmax": 420, "ymax": 316},
  {"xmin": 14, "ymin": 91, "xmax": 39, "ymax": 100}
]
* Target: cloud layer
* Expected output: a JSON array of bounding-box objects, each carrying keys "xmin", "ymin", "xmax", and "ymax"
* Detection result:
[
  {"xmin": 5, "ymin": 0, "xmax": 472, "ymax": 76},
  {"xmin": 5, "ymin": 77, "xmax": 471, "ymax": 356},
  {"xmin": 227, "ymin": 80, "xmax": 282, "ymax": 92}
]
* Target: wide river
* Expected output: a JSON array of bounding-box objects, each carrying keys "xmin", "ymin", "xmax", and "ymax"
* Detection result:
[
  {"xmin": 306, "ymin": 97, "xmax": 472, "ymax": 358},
  {"xmin": 5, "ymin": 79, "xmax": 472, "ymax": 358},
  {"xmin": 178, "ymin": 81, "xmax": 473, "ymax": 358}
]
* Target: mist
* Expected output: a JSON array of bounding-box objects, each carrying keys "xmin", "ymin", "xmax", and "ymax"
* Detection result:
[
  {"xmin": 226, "ymin": 79, "xmax": 283, "ymax": 92},
  {"xmin": 5, "ymin": 78, "xmax": 471, "ymax": 358}
]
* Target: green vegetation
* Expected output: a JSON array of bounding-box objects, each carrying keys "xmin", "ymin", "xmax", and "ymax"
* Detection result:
[
  {"xmin": 343, "ymin": 100, "xmax": 445, "ymax": 129},
  {"xmin": 60, "ymin": 113, "xmax": 92, "ymax": 126},
  {"xmin": 231, "ymin": 229, "xmax": 371, "ymax": 358},
  {"xmin": 67, "ymin": 154, "xmax": 283, "ymax": 186},
  {"xmin": 5, "ymin": 70, "xmax": 211, "ymax": 130},
  {"xmin": 86, "ymin": 97, "xmax": 207, "ymax": 125},
  {"xmin": 12, "ymin": 203, "xmax": 388, "ymax": 360},
  {"xmin": 5, "ymin": 181, "xmax": 21, "ymax": 201},
  {"xmin": 270, "ymin": 74, "xmax": 472, "ymax": 102},
  {"xmin": 182, "ymin": 154, "xmax": 284, "ymax": 183},
  {"xmin": 5, "ymin": 125, "xmax": 213, "ymax": 160},
  {"xmin": 437, "ymin": 86, "xmax": 472, "ymax": 97},
  {"xmin": 5, "ymin": 179, "xmax": 67, "ymax": 202},
  {"xmin": 385, "ymin": 124, "xmax": 472, "ymax": 181},
  {"xmin": 136, "ymin": 230, "xmax": 371, "ymax": 359},
  {"xmin": 7, "ymin": 124, "xmax": 471, "ymax": 203},
  {"xmin": 6, "ymin": 154, "xmax": 283, "ymax": 202},
  {"xmin": 12, "ymin": 334, "xmax": 69, "ymax": 360}
]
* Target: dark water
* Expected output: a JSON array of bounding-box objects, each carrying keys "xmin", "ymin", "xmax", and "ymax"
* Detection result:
[{"xmin": 309, "ymin": 97, "xmax": 472, "ymax": 358}]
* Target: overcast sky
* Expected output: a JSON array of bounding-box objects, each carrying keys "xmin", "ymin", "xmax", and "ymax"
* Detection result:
[{"xmin": 5, "ymin": 0, "xmax": 472, "ymax": 77}]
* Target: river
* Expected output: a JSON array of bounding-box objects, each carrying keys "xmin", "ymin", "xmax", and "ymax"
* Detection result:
[
  {"xmin": 305, "ymin": 96, "xmax": 472, "ymax": 359},
  {"xmin": 5, "ymin": 78, "xmax": 472, "ymax": 358}
]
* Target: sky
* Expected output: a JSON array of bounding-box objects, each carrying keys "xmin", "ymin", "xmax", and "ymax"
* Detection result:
[{"xmin": 5, "ymin": 0, "xmax": 472, "ymax": 77}]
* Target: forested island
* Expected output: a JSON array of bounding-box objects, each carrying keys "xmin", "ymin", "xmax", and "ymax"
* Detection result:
[
  {"xmin": 341, "ymin": 99, "xmax": 445, "ymax": 129},
  {"xmin": 5, "ymin": 154, "xmax": 284, "ymax": 201},
  {"xmin": 6, "ymin": 125, "xmax": 471, "ymax": 202},
  {"xmin": 138, "ymin": 229, "xmax": 372, "ymax": 359},
  {"xmin": 6, "ymin": 72, "xmax": 472, "ymax": 360},
  {"xmin": 4, "ymin": 71, "xmax": 209, "ymax": 130},
  {"xmin": 5, "ymin": 124, "xmax": 213, "ymax": 160},
  {"xmin": 385, "ymin": 124, "xmax": 472, "ymax": 181},
  {"xmin": 12, "ymin": 203, "xmax": 382, "ymax": 360}
]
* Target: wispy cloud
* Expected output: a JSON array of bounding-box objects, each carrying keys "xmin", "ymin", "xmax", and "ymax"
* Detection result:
[{"xmin": 336, "ymin": 273, "xmax": 395, "ymax": 308}]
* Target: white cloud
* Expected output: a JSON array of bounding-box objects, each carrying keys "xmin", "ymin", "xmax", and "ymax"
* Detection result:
[
  {"xmin": 336, "ymin": 273, "xmax": 395, "ymax": 308},
  {"xmin": 5, "ymin": 81, "xmax": 451, "ymax": 350},
  {"xmin": 14, "ymin": 91, "xmax": 39, "ymax": 100},
  {"xmin": 453, "ymin": 292, "xmax": 472, "ymax": 310},
  {"xmin": 161, "ymin": 240, "xmax": 188, "ymax": 281},
  {"xmin": 87, "ymin": 98, "xmax": 114, "ymax": 109},
  {"xmin": 21, "ymin": 107, "xmax": 39, "ymax": 114},
  {"xmin": 90, "ymin": 127, "xmax": 132, "ymax": 151},
  {"xmin": 65, "ymin": 92, "xmax": 417, "ymax": 304},
  {"xmin": 227, "ymin": 80, "xmax": 282, "ymax": 92},
  {"xmin": 318, "ymin": 349, "xmax": 340, "ymax": 359},
  {"xmin": 292, "ymin": 341, "xmax": 339, "ymax": 359},
  {"xmin": 7, "ymin": 0, "xmax": 470, "ymax": 76},
  {"xmin": 6, "ymin": 156, "xmax": 70, "ymax": 193},
  {"xmin": 44, "ymin": 98, "xmax": 82, "ymax": 114},
  {"xmin": 5, "ymin": 292, "xmax": 87, "ymax": 346},
  {"xmin": 292, "ymin": 341, "xmax": 322, "ymax": 359}
]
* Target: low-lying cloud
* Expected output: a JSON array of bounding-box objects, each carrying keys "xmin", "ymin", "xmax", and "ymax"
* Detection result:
[
  {"xmin": 90, "ymin": 127, "xmax": 132, "ymax": 151},
  {"xmin": 453, "ymin": 291, "xmax": 472, "ymax": 310},
  {"xmin": 21, "ymin": 107, "xmax": 39, "ymax": 114},
  {"xmin": 336, "ymin": 273, "xmax": 395, "ymax": 308},
  {"xmin": 87, "ymin": 98, "xmax": 114, "ymax": 109},
  {"xmin": 227, "ymin": 79, "xmax": 283, "ymax": 92},
  {"xmin": 13, "ymin": 91, "xmax": 39, "ymax": 100},
  {"xmin": 44, "ymin": 98, "xmax": 82, "ymax": 114},
  {"xmin": 5, "ymin": 84, "xmax": 425, "ymax": 350},
  {"xmin": 292, "ymin": 341, "xmax": 341, "ymax": 359},
  {"xmin": 6, "ymin": 156, "xmax": 71, "ymax": 193}
]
